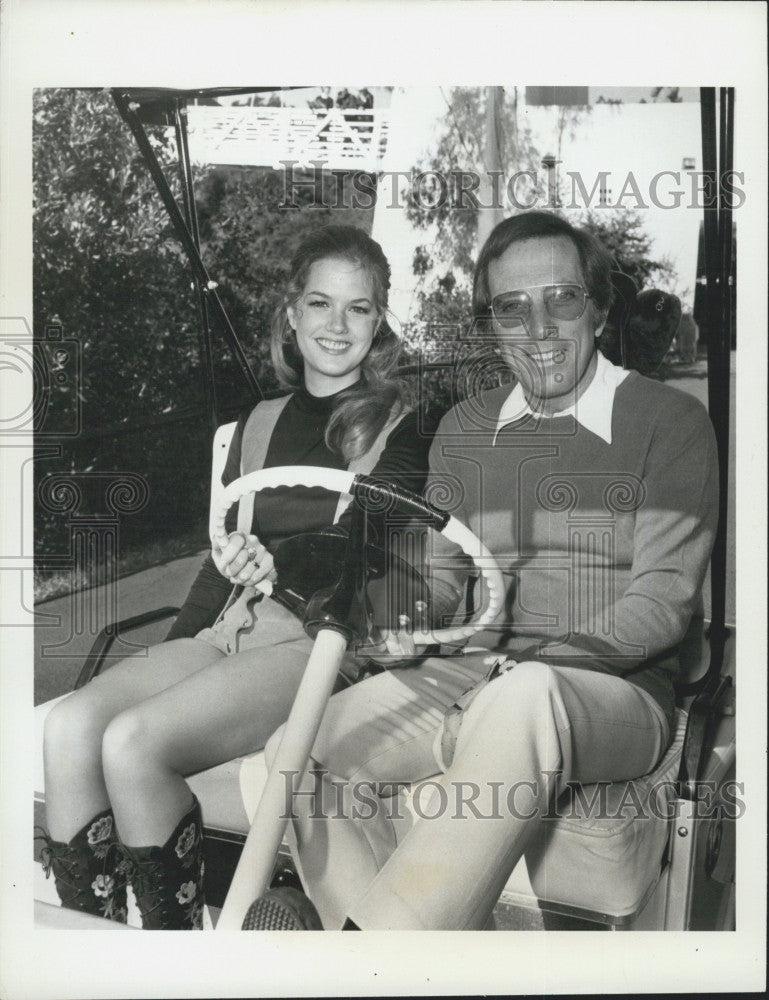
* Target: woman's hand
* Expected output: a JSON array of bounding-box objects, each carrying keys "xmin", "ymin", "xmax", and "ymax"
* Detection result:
[{"xmin": 212, "ymin": 532, "xmax": 278, "ymax": 588}]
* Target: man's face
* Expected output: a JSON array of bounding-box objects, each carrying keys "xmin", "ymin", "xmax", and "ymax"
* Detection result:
[{"xmin": 487, "ymin": 236, "xmax": 605, "ymax": 414}]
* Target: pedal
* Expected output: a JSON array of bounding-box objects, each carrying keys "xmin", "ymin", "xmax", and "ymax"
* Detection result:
[{"xmin": 241, "ymin": 887, "xmax": 323, "ymax": 930}]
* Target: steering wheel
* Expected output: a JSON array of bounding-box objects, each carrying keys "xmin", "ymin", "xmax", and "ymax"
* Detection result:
[
  {"xmin": 212, "ymin": 465, "xmax": 505, "ymax": 646},
  {"xmin": 215, "ymin": 466, "xmax": 506, "ymax": 929}
]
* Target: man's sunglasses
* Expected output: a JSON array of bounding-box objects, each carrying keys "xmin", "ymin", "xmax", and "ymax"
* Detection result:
[{"xmin": 491, "ymin": 283, "xmax": 592, "ymax": 329}]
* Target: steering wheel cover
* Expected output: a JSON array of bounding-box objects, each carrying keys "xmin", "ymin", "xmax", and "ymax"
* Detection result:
[{"xmin": 213, "ymin": 465, "xmax": 505, "ymax": 645}]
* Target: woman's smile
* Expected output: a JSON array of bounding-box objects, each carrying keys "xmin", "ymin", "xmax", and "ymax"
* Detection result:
[{"xmin": 315, "ymin": 336, "xmax": 352, "ymax": 354}]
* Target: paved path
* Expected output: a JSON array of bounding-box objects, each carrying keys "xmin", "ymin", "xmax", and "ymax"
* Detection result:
[{"xmin": 34, "ymin": 551, "xmax": 206, "ymax": 704}]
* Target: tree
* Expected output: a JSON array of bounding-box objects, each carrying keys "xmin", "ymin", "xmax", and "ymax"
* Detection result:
[
  {"xmin": 33, "ymin": 88, "xmax": 206, "ymax": 436},
  {"xmin": 404, "ymin": 88, "xmax": 675, "ymax": 330},
  {"xmin": 582, "ymin": 209, "xmax": 675, "ymax": 290},
  {"xmin": 34, "ymin": 88, "xmax": 214, "ymax": 562},
  {"xmin": 404, "ymin": 87, "xmax": 542, "ymax": 328},
  {"xmin": 33, "ymin": 88, "xmax": 375, "ymax": 568}
]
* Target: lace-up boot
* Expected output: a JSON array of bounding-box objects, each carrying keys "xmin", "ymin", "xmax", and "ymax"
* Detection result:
[
  {"xmin": 121, "ymin": 796, "xmax": 205, "ymax": 930},
  {"xmin": 36, "ymin": 809, "xmax": 128, "ymax": 923}
]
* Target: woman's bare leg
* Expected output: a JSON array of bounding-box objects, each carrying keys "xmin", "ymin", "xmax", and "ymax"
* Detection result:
[
  {"xmin": 101, "ymin": 638, "xmax": 313, "ymax": 847},
  {"xmin": 43, "ymin": 638, "xmax": 224, "ymax": 842}
]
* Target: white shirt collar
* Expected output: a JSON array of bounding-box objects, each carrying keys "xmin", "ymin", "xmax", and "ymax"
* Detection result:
[{"xmin": 493, "ymin": 351, "xmax": 630, "ymax": 445}]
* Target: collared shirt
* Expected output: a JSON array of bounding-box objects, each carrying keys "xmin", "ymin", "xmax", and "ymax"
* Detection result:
[{"xmin": 493, "ymin": 350, "xmax": 630, "ymax": 445}]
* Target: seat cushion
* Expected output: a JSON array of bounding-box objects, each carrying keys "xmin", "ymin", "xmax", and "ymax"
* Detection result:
[
  {"xmin": 389, "ymin": 708, "xmax": 687, "ymax": 919},
  {"xmin": 521, "ymin": 707, "xmax": 687, "ymax": 916}
]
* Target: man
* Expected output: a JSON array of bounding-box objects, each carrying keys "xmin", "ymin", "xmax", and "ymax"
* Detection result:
[{"xmin": 259, "ymin": 211, "xmax": 718, "ymax": 931}]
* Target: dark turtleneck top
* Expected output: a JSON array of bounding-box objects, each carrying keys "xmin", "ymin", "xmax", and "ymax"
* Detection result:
[{"xmin": 167, "ymin": 384, "xmax": 440, "ymax": 640}]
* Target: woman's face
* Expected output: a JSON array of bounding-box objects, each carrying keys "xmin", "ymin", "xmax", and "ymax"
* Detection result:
[{"xmin": 287, "ymin": 256, "xmax": 380, "ymax": 396}]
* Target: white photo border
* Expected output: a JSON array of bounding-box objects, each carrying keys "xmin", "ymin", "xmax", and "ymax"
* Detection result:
[{"xmin": 1, "ymin": 1, "xmax": 766, "ymax": 996}]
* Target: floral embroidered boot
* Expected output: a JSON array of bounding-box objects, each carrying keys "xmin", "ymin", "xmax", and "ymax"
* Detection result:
[
  {"xmin": 35, "ymin": 809, "xmax": 129, "ymax": 923},
  {"xmin": 121, "ymin": 796, "xmax": 205, "ymax": 930}
]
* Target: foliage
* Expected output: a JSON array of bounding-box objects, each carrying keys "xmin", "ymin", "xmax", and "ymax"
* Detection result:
[
  {"xmin": 33, "ymin": 88, "xmax": 374, "ymax": 580},
  {"xmin": 33, "ymin": 89, "xmax": 205, "ymax": 434},
  {"xmin": 404, "ymin": 87, "xmax": 542, "ymax": 327},
  {"xmin": 648, "ymin": 87, "xmax": 684, "ymax": 103},
  {"xmin": 405, "ymin": 88, "xmax": 675, "ymax": 330},
  {"xmin": 582, "ymin": 209, "xmax": 675, "ymax": 290},
  {"xmin": 33, "ymin": 89, "xmax": 211, "ymax": 566}
]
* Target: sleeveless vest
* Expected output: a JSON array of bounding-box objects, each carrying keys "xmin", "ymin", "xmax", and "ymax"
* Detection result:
[
  {"xmin": 235, "ymin": 393, "xmax": 405, "ymax": 536},
  {"xmin": 205, "ymin": 394, "xmax": 406, "ymax": 647}
]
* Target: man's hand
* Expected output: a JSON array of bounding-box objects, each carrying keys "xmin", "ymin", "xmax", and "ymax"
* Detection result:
[
  {"xmin": 212, "ymin": 531, "xmax": 277, "ymax": 588},
  {"xmin": 363, "ymin": 616, "xmax": 431, "ymax": 668}
]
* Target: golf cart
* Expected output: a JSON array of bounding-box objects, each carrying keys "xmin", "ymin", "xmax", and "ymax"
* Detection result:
[{"xmin": 34, "ymin": 85, "xmax": 736, "ymax": 932}]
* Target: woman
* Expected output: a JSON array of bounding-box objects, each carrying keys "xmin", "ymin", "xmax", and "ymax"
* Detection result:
[{"xmin": 38, "ymin": 224, "xmax": 436, "ymax": 930}]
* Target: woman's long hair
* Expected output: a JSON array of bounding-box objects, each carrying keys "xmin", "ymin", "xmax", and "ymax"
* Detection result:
[{"xmin": 270, "ymin": 224, "xmax": 410, "ymax": 462}]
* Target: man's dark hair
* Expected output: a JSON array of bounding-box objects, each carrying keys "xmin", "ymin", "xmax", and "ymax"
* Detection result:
[{"xmin": 472, "ymin": 211, "xmax": 614, "ymax": 329}]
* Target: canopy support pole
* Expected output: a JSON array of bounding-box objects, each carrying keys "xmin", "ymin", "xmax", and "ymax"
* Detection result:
[
  {"xmin": 692, "ymin": 86, "xmax": 734, "ymax": 694},
  {"xmin": 112, "ymin": 89, "xmax": 263, "ymax": 413},
  {"xmin": 173, "ymin": 99, "xmax": 219, "ymax": 431}
]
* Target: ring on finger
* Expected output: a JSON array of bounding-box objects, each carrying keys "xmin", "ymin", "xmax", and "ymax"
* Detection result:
[{"xmin": 245, "ymin": 547, "xmax": 258, "ymax": 563}]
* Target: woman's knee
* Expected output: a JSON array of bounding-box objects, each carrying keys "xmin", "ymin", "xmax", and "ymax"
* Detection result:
[
  {"xmin": 43, "ymin": 688, "xmax": 113, "ymax": 763},
  {"xmin": 101, "ymin": 707, "xmax": 167, "ymax": 781}
]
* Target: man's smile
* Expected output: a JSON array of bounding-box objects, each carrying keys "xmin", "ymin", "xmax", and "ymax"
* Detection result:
[
  {"xmin": 530, "ymin": 348, "xmax": 566, "ymax": 364},
  {"xmin": 509, "ymin": 347, "xmax": 567, "ymax": 365}
]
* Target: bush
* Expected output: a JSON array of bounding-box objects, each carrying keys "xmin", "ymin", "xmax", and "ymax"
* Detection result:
[{"xmin": 33, "ymin": 89, "xmax": 374, "ymax": 591}]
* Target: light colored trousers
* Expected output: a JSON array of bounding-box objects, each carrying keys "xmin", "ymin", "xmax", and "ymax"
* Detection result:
[{"xmin": 268, "ymin": 651, "xmax": 671, "ymax": 930}]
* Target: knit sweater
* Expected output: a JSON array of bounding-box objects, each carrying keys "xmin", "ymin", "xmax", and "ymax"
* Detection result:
[
  {"xmin": 167, "ymin": 386, "xmax": 439, "ymax": 640},
  {"xmin": 425, "ymin": 367, "xmax": 718, "ymax": 718}
]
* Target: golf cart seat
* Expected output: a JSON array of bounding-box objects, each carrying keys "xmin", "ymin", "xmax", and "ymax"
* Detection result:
[
  {"xmin": 234, "ymin": 626, "xmax": 735, "ymax": 930},
  {"xmin": 34, "ymin": 632, "xmax": 735, "ymax": 930},
  {"xmin": 34, "ymin": 423, "xmax": 736, "ymax": 932}
]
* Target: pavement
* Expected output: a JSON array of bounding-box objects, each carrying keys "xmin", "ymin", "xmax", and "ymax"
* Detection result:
[
  {"xmin": 34, "ymin": 354, "xmax": 736, "ymax": 707},
  {"xmin": 34, "ymin": 551, "xmax": 206, "ymax": 705}
]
